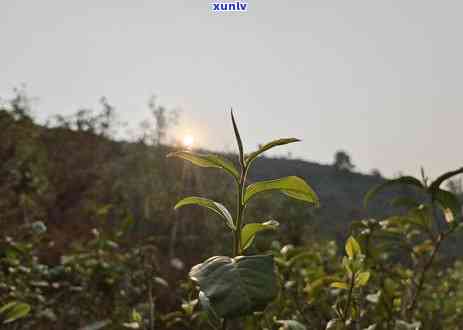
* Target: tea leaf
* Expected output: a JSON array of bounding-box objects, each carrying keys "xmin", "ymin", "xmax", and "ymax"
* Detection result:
[
  {"xmin": 246, "ymin": 138, "xmax": 300, "ymax": 166},
  {"xmin": 231, "ymin": 110, "xmax": 244, "ymax": 165},
  {"xmin": 364, "ymin": 176, "xmax": 424, "ymax": 208},
  {"xmin": 0, "ymin": 302, "xmax": 16, "ymax": 314},
  {"xmin": 174, "ymin": 197, "xmax": 235, "ymax": 230},
  {"xmin": 345, "ymin": 236, "xmax": 361, "ymax": 259},
  {"xmin": 355, "ymin": 271, "xmax": 370, "ymax": 287},
  {"xmin": 167, "ymin": 151, "xmax": 239, "ymax": 181},
  {"xmin": 330, "ymin": 282, "xmax": 349, "ymax": 289},
  {"xmin": 240, "ymin": 220, "xmax": 279, "ymax": 251},
  {"xmin": 2, "ymin": 302, "xmax": 31, "ymax": 324},
  {"xmin": 244, "ymin": 176, "xmax": 319, "ymax": 206},
  {"xmin": 189, "ymin": 255, "xmax": 277, "ymax": 318}
]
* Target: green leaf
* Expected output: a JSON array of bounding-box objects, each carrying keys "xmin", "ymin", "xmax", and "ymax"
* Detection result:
[
  {"xmin": 413, "ymin": 240, "xmax": 433, "ymax": 255},
  {"xmin": 390, "ymin": 196, "xmax": 420, "ymax": 210},
  {"xmin": 131, "ymin": 310, "xmax": 142, "ymax": 322},
  {"xmin": 345, "ymin": 236, "xmax": 361, "ymax": 259},
  {"xmin": 240, "ymin": 220, "xmax": 279, "ymax": 251},
  {"xmin": 330, "ymin": 281, "xmax": 349, "ymax": 289},
  {"xmin": 167, "ymin": 151, "xmax": 239, "ymax": 181},
  {"xmin": 276, "ymin": 319, "xmax": 307, "ymax": 330},
  {"xmin": 246, "ymin": 138, "xmax": 300, "ymax": 165},
  {"xmin": 189, "ymin": 255, "xmax": 277, "ymax": 318},
  {"xmin": 0, "ymin": 302, "xmax": 16, "ymax": 314},
  {"xmin": 1, "ymin": 302, "xmax": 31, "ymax": 324},
  {"xmin": 244, "ymin": 176, "xmax": 319, "ymax": 206},
  {"xmin": 364, "ymin": 176, "xmax": 424, "ymax": 208},
  {"xmin": 433, "ymin": 189, "xmax": 461, "ymax": 223},
  {"xmin": 429, "ymin": 167, "xmax": 463, "ymax": 192},
  {"xmin": 231, "ymin": 110, "xmax": 244, "ymax": 165},
  {"xmin": 355, "ymin": 271, "xmax": 370, "ymax": 287},
  {"xmin": 174, "ymin": 197, "xmax": 235, "ymax": 230}
]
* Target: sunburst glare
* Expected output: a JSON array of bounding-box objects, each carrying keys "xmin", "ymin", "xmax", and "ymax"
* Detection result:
[{"xmin": 182, "ymin": 135, "xmax": 194, "ymax": 149}]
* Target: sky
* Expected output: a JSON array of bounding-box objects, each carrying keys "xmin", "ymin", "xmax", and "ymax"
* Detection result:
[{"xmin": 1, "ymin": 0, "xmax": 462, "ymax": 179}]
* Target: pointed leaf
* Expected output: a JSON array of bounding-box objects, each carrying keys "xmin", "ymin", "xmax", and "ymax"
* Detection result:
[
  {"xmin": 244, "ymin": 176, "xmax": 319, "ymax": 206},
  {"xmin": 231, "ymin": 110, "xmax": 244, "ymax": 165},
  {"xmin": 330, "ymin": 282, "xmax": 349, "ymax": 289},
  {"xmin": 246, "ymin": 138, "xmax": 300, "ymax": 165},
  {"xmin": 240, "ymin": 220, "xmax": 279, "ymax": 251},
  {"xmin": 434, "ymin": 189, "xmax": 461, "ymax": 223},
  {"xmin": 429, "ymin": 167, "xmax": 463, "ymax": 192},
  {"xmin": 189, "ymin": 255, "xmax": 277, "ymax": 318},
  {"xmin": 2, "ymin": 302, "xmax": 30, "ymax": 324},
  {"xmin": 355, "ymin": 271, "xmax": 370, "ymax": 287},
  {"xmin": 345, "ymin": 236, "xmax": 361, "ymax": 259},
  {"xmin": 364, "ymin": 176, "xmax": 424, "ymax": 208},
  {"xmin": 390, "ymin": 196, "xmax": 420, "ymax": 210},
  {"xmin": 174, "ymin": 197, "xmax": 235, "ymax": 230},
  {"xmin": 0, "ymin": 302, "xmax": 16, "ymax": 314},
  {"xmin": 167, "ymin": 151, "xmax": 239, "ymax": 181}
]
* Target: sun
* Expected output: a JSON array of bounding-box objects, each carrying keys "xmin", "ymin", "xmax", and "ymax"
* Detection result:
[{"xmin": 182, "ymin": 135, "xmax": 194, "ymax": 149}]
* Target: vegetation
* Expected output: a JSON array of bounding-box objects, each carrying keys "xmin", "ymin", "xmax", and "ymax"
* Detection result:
[{"xmin": 1, "ymin": 92, "xmax": 463, "ymax": 329}]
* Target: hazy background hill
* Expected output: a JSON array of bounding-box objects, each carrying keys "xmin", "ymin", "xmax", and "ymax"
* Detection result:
[
  {"xmin": 1, "ymin": 91, "xmax": 460, "ymax": 267},
  {"xmin": 0, "ymin": 97, "xmax": 402, "ymax": 262}
]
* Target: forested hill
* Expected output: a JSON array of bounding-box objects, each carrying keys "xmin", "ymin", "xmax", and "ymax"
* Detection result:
[{"xmin": 1, "ymin": 104, "xmax": 405, "ymax": 259}]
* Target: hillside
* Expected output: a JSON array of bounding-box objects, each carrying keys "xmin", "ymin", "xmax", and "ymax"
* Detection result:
[
  {"xmin": 2, "ymin": 106, "xmax": 463, "ymax": 329},
  {"xmin": 0, "ymin": 107, "xmax": 407, "ymax": 253}
]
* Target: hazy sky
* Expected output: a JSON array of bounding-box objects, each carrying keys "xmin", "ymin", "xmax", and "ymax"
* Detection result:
[{"xmin": 1, "ymin": 1, "xmax": 462, "ymax": 179}]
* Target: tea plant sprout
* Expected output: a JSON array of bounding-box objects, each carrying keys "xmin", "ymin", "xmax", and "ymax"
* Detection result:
[
  {"xmin": 168, "ymin": 111, "xmax": 319, "ymax": 328},
  {"xmin": 328, "ymin": 236, "xmax": 370, "ymax": 328}
]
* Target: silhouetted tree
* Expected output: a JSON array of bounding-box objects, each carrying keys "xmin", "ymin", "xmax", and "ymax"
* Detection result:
[
  {"xmin": 370, "ymin": 168, "xmax": 382, "ymax": 178},
  {"xmin": 333, "ymin": 150, "xmax": 355, "ymax": 172},
  {"xmin": 148, "ymin": 96, "xmax": 178, "ymax": 145}
]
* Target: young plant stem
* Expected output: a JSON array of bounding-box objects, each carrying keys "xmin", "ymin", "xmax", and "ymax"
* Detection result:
[
  {"xmin": 233, "ymin": 164, "xmax": 248, "ymax": 257},
  {"xmin": 407, "ymin": 233, "xmax": 442, "ymax": 318},
  {"xmin": 407, "ymin": 199, "xmax": 455, "ymax": 319},
  {"xmin": 227, "ymin": 159, "xmax": 248, "ymax": 330},
  {"xmin": 343, "ymin": 271, "xmax": 356, "ymax": 323},
  {"xmin": 225, "ymin": 168, "xmax": 248, "ymax": 330}
]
